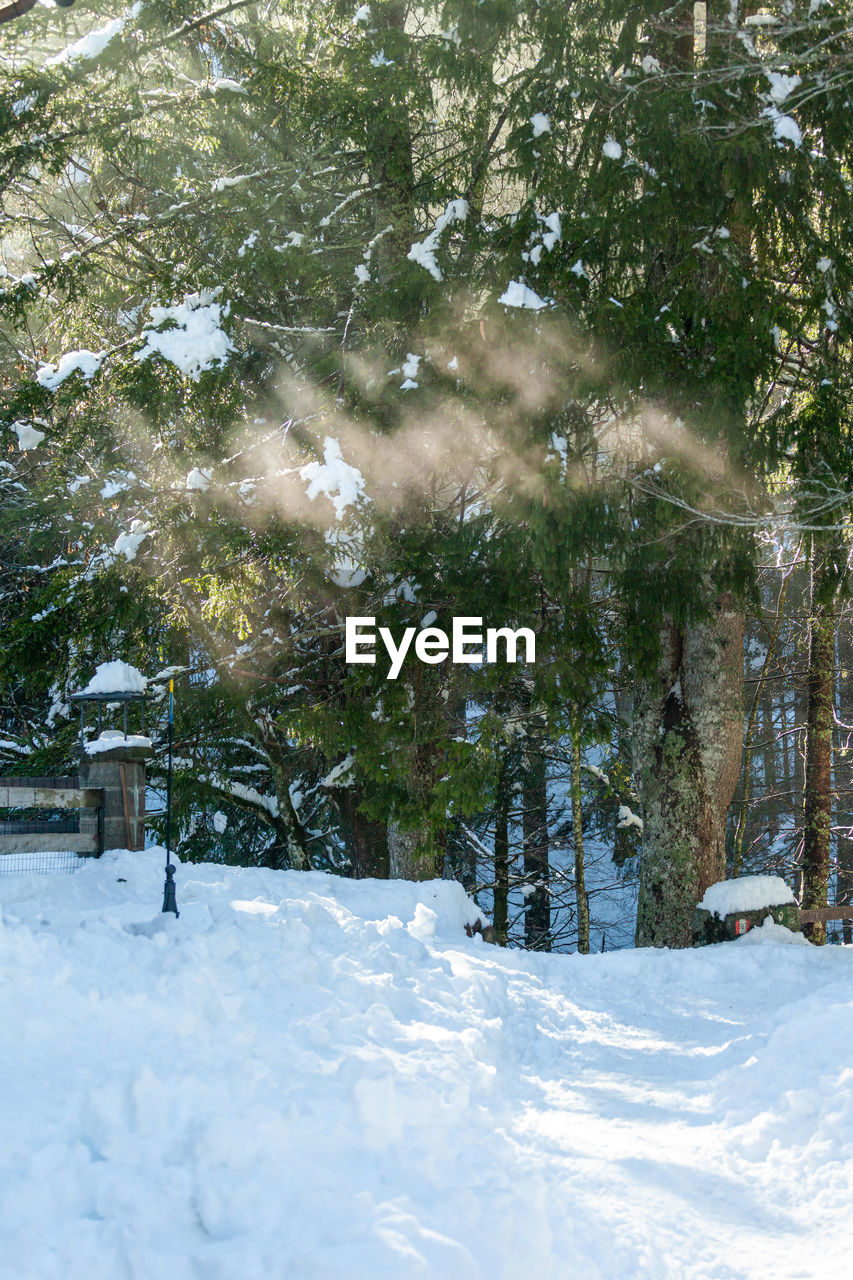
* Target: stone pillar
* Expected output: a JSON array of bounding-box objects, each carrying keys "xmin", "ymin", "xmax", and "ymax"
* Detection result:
[{"xmin": 79, "ymin": 737, "xmax": 152, "ymax": 852}]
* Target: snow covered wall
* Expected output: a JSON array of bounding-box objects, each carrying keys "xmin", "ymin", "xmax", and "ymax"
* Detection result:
[{"xmin": 1, "ymin": 852, "xmax": 851, "ymax": 1278}]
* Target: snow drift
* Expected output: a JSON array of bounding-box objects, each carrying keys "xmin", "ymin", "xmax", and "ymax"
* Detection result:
[{"xmin": 1, "ymin": 851, "xmax": 851, "ymax": 1279}]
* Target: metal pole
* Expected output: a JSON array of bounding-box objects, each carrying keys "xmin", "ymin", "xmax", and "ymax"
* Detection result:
[{"xmin": 161, "ymin": 678, "xmax": 178, "ymax": 916}]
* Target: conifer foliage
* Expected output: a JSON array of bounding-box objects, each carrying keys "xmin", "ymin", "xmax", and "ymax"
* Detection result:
[{"xmin": 1, "ymin": 1, "xmax": 851, "ymax": 947}]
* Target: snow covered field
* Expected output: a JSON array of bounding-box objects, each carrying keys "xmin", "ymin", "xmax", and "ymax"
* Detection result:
[{"xmin": 1, "ymin": 851, "xmax": 851, "ymax": 1280}]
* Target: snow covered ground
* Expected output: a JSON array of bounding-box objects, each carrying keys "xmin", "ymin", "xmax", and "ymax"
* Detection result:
[{"xmin": 1, "ymin": 851, "xmax": 851, "ymax": 1279}]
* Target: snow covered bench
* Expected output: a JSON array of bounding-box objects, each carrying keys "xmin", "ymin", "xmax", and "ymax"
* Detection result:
[{"xmin": 692, "ymin": 876, "xmax": 801, "ymax": 945}]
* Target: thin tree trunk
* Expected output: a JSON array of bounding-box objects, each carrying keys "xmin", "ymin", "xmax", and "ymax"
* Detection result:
[
  {"xmin": 612, "ymin": 675, "xmax": 635, "ymax": 867},
  {"xmin": 570, "ymin": 722, "xmax": 589, "ymax": 954},
  {"xmin": 761, "ymin": 684, "xmax": 780, "ymax": 849},
  {"xmin": 836, "ymin": 605, "xmax": 853, "ymax": 945},
  {"xmin": 634, "ymin": 594, "xmax": 744, "ymax": 948},
  {"xmin": 838, "ymin": 832, "xmax": 853, "ymax": 946},
  {"xmin": 522, "ymin": 727, "xmax": 551, "ymax": 951},
  {"xmin": 802, "ymin": 539, "xmax": 837, "ymax": 944},
  {"xmin": 493, "ymin": 755, "xmax": 509, "ymax": 946}
]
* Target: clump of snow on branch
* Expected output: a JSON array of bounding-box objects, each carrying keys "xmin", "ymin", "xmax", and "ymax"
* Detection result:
[
  {"xmin": 763, "ymin": 106, "xmax": 802, "ymax": 147},
  {"xmin": 186, "ymin": 467, "xmax": 212, "ymax": 492},
  {"xmin": 113, "ymin": 520, "xmax": 150, "ymax": 561},
  {"xmin": 12, "ymin": 93, "xmax": 36, "ymax": 116},
  {"xmin": 530, "ymin": 113, "xmax": 550, "ymax": 138},
  {"xmin": 211, "ymin": 78, "xmax": 247, "ymax": 96},
  {"xmin": 407, "ymin": 199, "xmax": 468, "ymax": 282},
  {"xmin": 36, "ymin": 350, "xmax": 103, "ymax": 391},
  {"xmin": 10, "ymin": 420, "xmax": 46, "ymax": 450},
  {"xmin": 47, "ymin": 12, "xmax": 129, "ymax": 68},
  {"xmin": 135, "ymin": 291, "xmax": 235, "ymax": 380},
  {"xmin": 321, "ymin": 753, "xmax": 356, "ymax": 788},
  {"xmin": 616, "ymin": 804, "xmax": 643, "ymax": 833},
  {"xmin": 766, "ymin": 72, "xmax": 801, "ymax": 103},
  {"xmin": 497, "ymin": 280, "xmax": 549, "ymax": 310},
  {"xmin": 602, "ymin": 138, "xmax": 623, "ymax": 160},
  {"xmin": 389, "ymin": 352, "xmax": 421, "ymax": 390},
  {"xmin": 300, "ymin": 438, "xmax": 366, "ymax": 520},
  {"xmin": 79, "ymin": 660, "xmax": 147, "ymax": 696}
]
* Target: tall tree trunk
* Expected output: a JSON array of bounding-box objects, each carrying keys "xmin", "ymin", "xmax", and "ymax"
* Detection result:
[
  {"xmin": 331, "ymin": 787, "xmax": 390, "ymax": 878},
  {"xmin": 802, "ymin": 537, "xmax": 837, "ymax": 944},
  {"xmin": 252, "ymin": 714, "xmax": 312, "ymax": 870},
  {"xmin": 634, "ymin": 594, "xmax": 744, "ymax": 948},
  {"xmin": 493, "ymin": 754, "xmax": 509, "ymax": 946},
  {"xmin": 612, "ymin": 675, "xmax": 635, "ymax": 867},
  {"xmin": 733, "ymin": 569, "xmax": 790, "ymax": 875},
  {"xmin": 838, "ymin": 832, "xmax": 853, "ymax": 946},
  {"xmin": 522, "ymin": 726, "xmax": 551, "ymax": 951},
  {"xmin": 388, "ymin": 818, "xmax": 442, "ymax": 881},
  {"xmin": 570, "ymin": 722, "xmax": 590, "ymax": 954},
  {"xmin": 761, "ymin": 683, "xmax": 780, "ymax": 852},
  {"xmin": 836, "ymin": 606, "xmax": 853, "ymax": 944}
]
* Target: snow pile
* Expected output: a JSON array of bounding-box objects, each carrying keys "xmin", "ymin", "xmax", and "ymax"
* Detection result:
[
  {"xmin": 1, "ymin": 855, "xmax": 852, "ymax": 1277},
  {"xmin": 85, "ymin": 731, "xmax": 152, "ymax": 756},
  {"xmin": 135, "ymin": 291, "xmax": 234, "ymax": 380},
  {"xmin": 699, "ymin": 875, "xmax": 796, "ymax": 918},
  {"xmin": 36, "ymin": 349, "xmax": 103, "ymax": 390},
  {"xmin": 300, "ymin": 437, "xmax": 366, "ymax": 519},
  {"xmin": 737, "ymin": 916, "xmax": 810, "ymax": 947},
  {"xmin": 79, "ymin": 660, "xmax": 148, "ymax": 696}
]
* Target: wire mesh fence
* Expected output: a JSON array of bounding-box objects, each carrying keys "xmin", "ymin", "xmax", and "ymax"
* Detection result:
[{"xmin": 0, "ymin": 850, "xmax": 82, "ymax": 875}]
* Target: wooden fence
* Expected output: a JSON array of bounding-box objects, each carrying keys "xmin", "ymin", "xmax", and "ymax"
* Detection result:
[{"xmin": 799, "ymin": 906, "xmax": 853, "ymax": 925}]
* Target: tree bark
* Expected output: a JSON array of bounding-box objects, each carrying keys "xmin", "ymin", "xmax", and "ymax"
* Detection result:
[
  {"xmin": 522, "ymin": 727, "xmax": 551, "ymax": 951},
  {"xmin": 570, "ymin": 722, "xmax": 590, "ymax": 954},
  {"xmin": 493, "ymin": 756, "xmax": 509, "ymax": 946},
  {"xmin": 387, "ymin": 818, "xmax": 442, "ymax": 881},
  {"xmin": 331, "ymin": 786, "xmax": 390, "ymax": 878},
  {"xmin": 634, "ymin": 594, "xmax": 744, "ymax": 948},
  {"xmin": 802, "ymin": 539, "xmax": 837, "ymax": 944}
]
